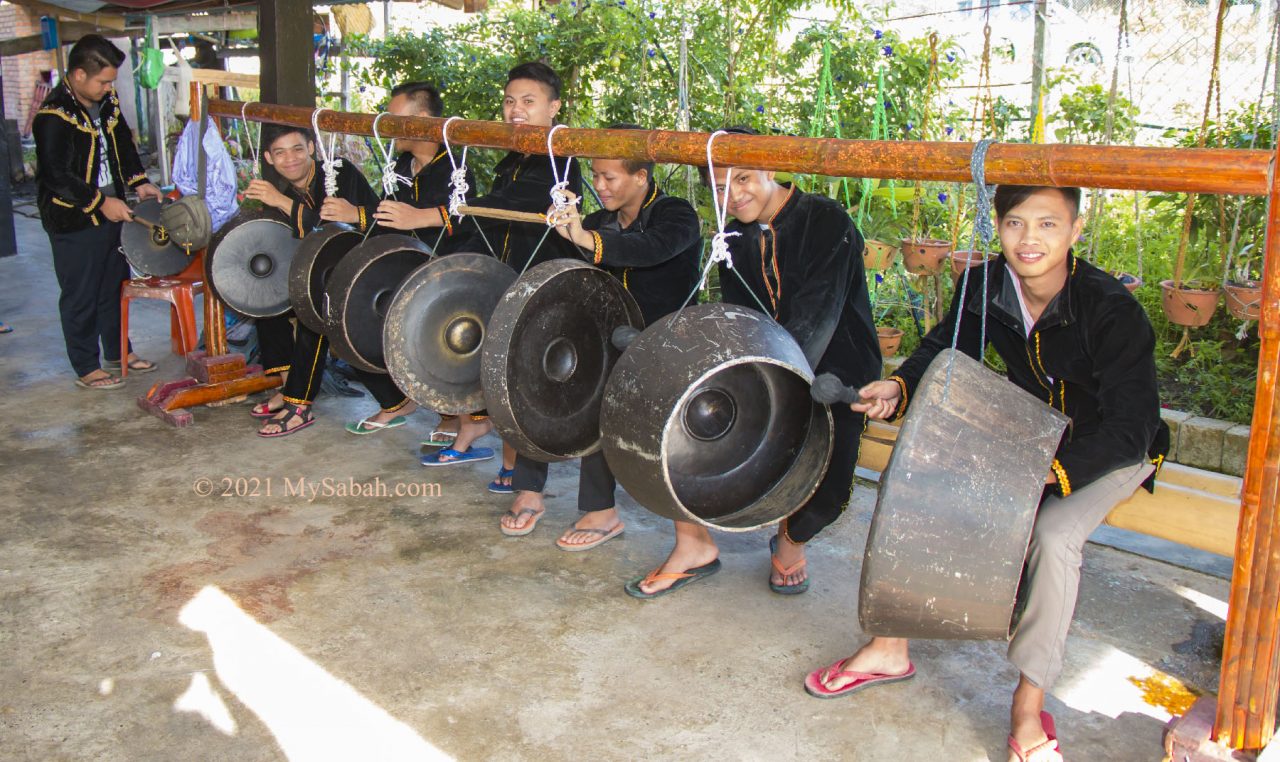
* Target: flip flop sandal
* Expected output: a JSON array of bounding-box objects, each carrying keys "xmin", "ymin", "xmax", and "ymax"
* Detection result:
[
  {"xmin": 624, "ymin": 558, "xmax": 722, "ymax": 600},
  {"xmin": 803, "ymin": 660, "xmax": 916, "ymax": 699},
  {"xmin": 104, "ymin": 358, "xmax": 158, "ymax": 373},
  {"xmin": 423, "ymin": 430, "xmax": 459, "ymax": 447},
  {"xmin": 249, "ymin": 400, "xmax": 284, "ymax": 419},
  {"xmin": 258, "ymin": 405, "xmax": 316, "ymax": 438},
  {"xmin": 75, "ymin": 373, "xmax": 125, "ymax": 390},
  {"xmin": 345, "ymin": 415, "xmax": 407, "ymax": 435},
  {"xmin": 500, "ymin": 506, "xmax": 545, "ymax": 537},
  {"xmin": 1008, "ymin": 712, "xmax": 1059, "ymax": 762},
  {"xmin": 556, "ymin": 523, "xmax": 625, "ymax": 552},
  {"xmin": 769, "ymin": 535, "xmax": 810, "ymax": 595},
  {"xmin": 420, "ymin": 446, "xmax": 495, "ymax": 466},
  {"xmin": 488, "ymin": 467, "xmax": 515, "ymax": 494}
]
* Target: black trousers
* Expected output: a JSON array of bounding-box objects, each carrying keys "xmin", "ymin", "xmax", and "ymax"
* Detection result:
[
  {"xmin": 783, "ymin": 405, "xmax": 866, "ymax": 544},
  {"xmin": 48, "ymin": 221, "xmax": 132, "ymax": 376},
  {"xmin": 255, "ymin": 315, "xmax": 327, "ymax": 405},
  {"xmin": 354, "ymin": 368, "xmax": 411, "ymax": 412},
  {"xmin": 512, "ymin": 451, "xmax": 617, "ymax": 513}
]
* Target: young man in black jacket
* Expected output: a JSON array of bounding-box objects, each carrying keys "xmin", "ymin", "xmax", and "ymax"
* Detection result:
[
  {"xmin": 499, "ymin": 126, "xmax": 702, "ymax": 546},
  {"xmin": 35, "ymin": 35, "xmax": 164, "ymax": 389},
  {"xmin": 628, "ymin": 135, "xmax": 881, "ymax": 597},
  {"xmin": 243, "ymin": 123, "xmax": 380, "ymax": 437},
  {"xmin": 343, "ymin": 81, "xmax": 477, "ymax": 437},
  {"xmin": 806, "ymin": 185, "xmax": 1168, "ymax": 762}
]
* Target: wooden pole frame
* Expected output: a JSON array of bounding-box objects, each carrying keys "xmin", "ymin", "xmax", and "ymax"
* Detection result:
[{"xmin": 208, "ymin": 98, "xmax": 1280, "ymax": 750}]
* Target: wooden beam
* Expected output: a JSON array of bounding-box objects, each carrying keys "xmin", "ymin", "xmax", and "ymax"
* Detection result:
[
  {"xmin": 8, "ymin": 0, "xmax": 125, "ymax": 31},
  {"xmin": 190, "ymin": 69, "xmax": 258, "ymax": 89},
  {"xmin": 151, "ymin": 12, "xmax": 256, "ymax": 34},
  {"xmin": 0, "ymin": 22, "xmax": 141, "ymax": 58},
  {"xmin": 208, "ymin": 100, "xmax": 1274, "ymax": 196},
  {"xmin": 257, "ymin": 0, "xmax": 314, "ymax": 107}
]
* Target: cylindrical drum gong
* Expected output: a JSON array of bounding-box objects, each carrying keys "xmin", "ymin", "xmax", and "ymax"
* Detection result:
[
  {"xmin": 599, "ymin": 303, "xmax": 833, "ymax": 531},
  {"xmin": 289, "ymin": 224, "xmax": 362, "ymax": 334},
  {"xmin": 324, "ymin": 233, "xmax": 431, "ymax": 373},
  {"xmin": 482, "ymin": 259, "xmax": 644, "ymax": 462},
  {"xmin": 121, "ymin": 198, "xmax": 193, "ymax": 277},
  {"xmin": 205, "ymin": 209, "xmax": 299, "ymax": 318},
  {"xmin": 384, "ymin": 252, "xmax": 517, "ymax": 415},
  {"xmin": 858, "ymin": 349, "xmax": 1069, "ymax": 640}
]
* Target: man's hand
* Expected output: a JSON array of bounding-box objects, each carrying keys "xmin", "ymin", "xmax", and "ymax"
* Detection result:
[
  {"xmin": 547, "ymin": 191, "xmax": 593, "ymax": 250},
  {"xmin": 244, "ymin": 179, "xmax": 291, "ymax": 214},
  {"xmin": 135, "ymin": 183, "xmax": 164, "ymax": 202},
  {"xmin": 850, "ymin": 379, "xmax": 903, "ymax": 420},
  {"xmin": 100, "ymin": 196, "xmax": 134, "ymax": 223},
  {"xmin": 373, "ymin": 200, "xmax": 435, "ymax": 230},
  {"xmin": 320, "ymin": 197, "xmax": 359, "ymax": 224}
]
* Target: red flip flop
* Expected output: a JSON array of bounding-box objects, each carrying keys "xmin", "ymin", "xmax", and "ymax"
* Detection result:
[
  {"xmin": 803, "ymin": 659, "xmax": 916, "ymax": 699},
  {"xmin": 1008, "ymin": 711, "xmax": 1060, "ymax": 761}
]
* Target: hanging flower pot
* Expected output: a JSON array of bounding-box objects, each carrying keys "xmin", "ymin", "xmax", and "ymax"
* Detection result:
[
  {"xmin": 1160, "ymin": 280, "xmax": 1221, "ymax": 327},
  {"xmin": 877, "ymin": 325, "xmax": 904, "ymax": 357},
  {"xmin": 901, "ymin": 238, "xmax": 951, "ymax": 275},
  {"xmin": 1111, "ymin": 271, "xmax": 1143, "ymax": 293},
  {"xmin": 949, "ymin": 249, "xmax": 998, "ymax": 278},
  {"xmin": 1225, "ymin": 279, "xmax": 1262, "ymax": 321},
  {"xmin": 864, "ymin": 239, "xmax": 898, "ymax": 271}
]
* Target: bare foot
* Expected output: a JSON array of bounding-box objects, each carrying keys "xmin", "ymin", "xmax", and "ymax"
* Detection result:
[
  {"xmin": 638, "ymin": 521, "xmax": 719, "ymax": 595},
  {"xmin": 77, "ymin": 369, "xmax": 122, "ymax": 388},
  {"xmin": 454, "ymin": 416, "xmax": 493, "ymax": 452},
  {"xmin": 351, "ymin": 402, "xmax": 417, "ymax": 431},
  {"xmin": 1009, "ymin": 677, "xmax": 1060, "ymax": 761},
  {"xmin": 771, "ymin": 532, "xmax": 808, "ymax": 587},
  {"xmin": 502, "ymin": 490, "xmax": 545, "ymax": 533},
  {"xmin": 259, "ymin": 404, "xmax": 314, "ymax": 436},
  {"xmin": 558, "ymin": 508, "xmax": 623, "ymax": 547},
  {"xmin": 818, "ymin": 638, "xmax": 912, "ymax": 693}
]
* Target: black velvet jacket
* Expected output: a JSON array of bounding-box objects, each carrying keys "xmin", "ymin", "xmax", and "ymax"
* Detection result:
[
  {"xmin": 456, "ymin": 150, "xmax": 584, "ymax": 272},
  {"xmin": 359, "ymin": 149, "xmax": 476, "ymax": 254},
  {"xmin": 34, "ymin": 82, "xmax": 149, "ymax": 233},
  {"xmin": 578, "ymin": 183, "xmax": 702, "ymax": 326},
  {"xmin": 890, "ymin": 254, "xmax": 1169, "ymax": 497},
  {"xmin": 276, "ymin": 159, "xmax": 380, "ymax": 239},
  {"xmin": 719, "ymin": 186, "xmax": 881, "ymax": 388}
]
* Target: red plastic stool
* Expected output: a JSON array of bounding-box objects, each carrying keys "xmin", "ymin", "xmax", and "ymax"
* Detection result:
[{"xmin": 120, "ymin": 253, "xmax": 205, "ymax": 377}]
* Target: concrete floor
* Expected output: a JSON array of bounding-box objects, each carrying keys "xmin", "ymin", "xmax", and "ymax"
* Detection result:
[{"xmin": 1, "ymin": 209, "xmax": 1232, "ymax": 761}]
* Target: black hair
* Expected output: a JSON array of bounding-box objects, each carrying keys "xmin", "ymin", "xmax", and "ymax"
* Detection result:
[
  {"xmin": 993, "ymin": 185, "xmax": 1082, "ymax": 219},
  {"xmin": 67, "ymin": 35, "xmax": 125, "ymax": 77},
  {"xmin": 698, "ymin": 125, "xmax": 759, "ymax": 185},
  {"xmin": 390, "ymin": 82, "xmax": 444, "ymax": 118},
  {"xmin": 604, "ymin": 123, "xmax": 654, "ymax": 178},
  {"xmin": 258, "ymin": 122, "xmax": 315, "ymax": 187},
  {"xmin": 506, "ymin": 61, "xmax": 562, "ymax": 101}
]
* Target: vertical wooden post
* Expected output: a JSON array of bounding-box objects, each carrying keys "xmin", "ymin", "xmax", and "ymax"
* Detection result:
[
  {"xmin": 259, "ymin": 0, "xmax": 316, "ymax": 108},
  {"xmin": 1215, "ymin": 137, "xmax": 1280, "ymax": 750}
]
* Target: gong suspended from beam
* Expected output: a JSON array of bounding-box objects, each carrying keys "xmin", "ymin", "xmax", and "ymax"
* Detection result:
[
  {"xmin": 856, "ymin": 349, "xmax": 1069, "ymax": 640},
  {"xmin": 325, "ymin": 233, "xmax": 432, "ymax": 373},
  {"xmin": 121, "ymin": 199, "xmax": 197, "ymax": 277},
  {"xmin": 599, "ymin": 303, "xmax": 832, "ymax": 531},
  {"xmin": 482, "ymin": 259, "xmax": 643, "ymax": 462},
  {"xmin": 384, "ymin": 252, "xmax": 516, "ymax": 415},
  {"xmin": 205, "ymin": 208, "xmax": 299, "ymax": 318},
  {"xmin": 289, "ymin": 224, "xmax": 362, "ymax": 334}
]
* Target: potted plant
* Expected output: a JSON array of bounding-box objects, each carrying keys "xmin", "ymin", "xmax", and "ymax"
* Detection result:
[
  {"xmin": 1225, "ymin": 245, "xmax": 1263, "ymax": 321},
  {"xmin": 1109, "ymin": 271, "xmax": 1143, "ymax": 293},
  {"xmin": 950, "ymin": 249, "xmax": 998, "ymax": 279},
  {"xmin": 877, "ymin": 325, "xmax": 904, "ymax": 357},
  {"xmin": 858, "ymin": 202, "xmax": 903, "ymax": 272},
  {"xmin": 901, "ymin": 186, "xmax": 952, "ymax": 276},
  {"xmin": 1160, "ymin": 263, "xmax": 1222, "ymax": 328}
]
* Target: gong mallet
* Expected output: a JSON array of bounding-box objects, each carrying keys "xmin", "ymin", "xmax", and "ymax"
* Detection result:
[
  {"xmin": 810, "ymin": 372, "xmax": 871, "ymax": 406},
  {"xmin": 456, "ymin": 205, "xmax": 548, "ymax": 225}
]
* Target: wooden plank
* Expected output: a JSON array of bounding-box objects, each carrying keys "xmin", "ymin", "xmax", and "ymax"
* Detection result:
[
  {"xmin": 190, "ymin": 69, "xmax": 258, "ymax": 89},
  {"xmin": 8, "ymin": 0, "xmax": 125, "ymax": 31},
  {"xmin": 0, "ymin": 22, "xmax": 140, "ymax": 57},
  {"xmin": 153, "ymin": 12, "xmax": 256, "ymax": 34}
]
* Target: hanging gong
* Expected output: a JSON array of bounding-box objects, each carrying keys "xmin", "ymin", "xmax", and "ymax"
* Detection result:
[
  {"xmin": 384, "ymin": 252, "xmax": 517, "ymax": 415},
  {"xmin": 482, "ymin": 259, "xmax": 644, "ymax": 462},
  {"xmin": 325, "ymin": 233, "xmax": 432, "ymax": 373},
  {"xmin": 599, "ymin": 303, "xmax": 833, "ymax": 530},
  {"xmin": 121, "ymin": 199, "xmax": 192, "ymax": 277},
  {"xmin": 205, "ymin": 209, "xmax": 299, "ymax": 318},
  {"xmin": 288, "ymin": 224, "xmax": 362, "ymax": 334},
  {"xmin": 858, "ymin": 349, "xmax": 1069, "ymax": 641}
]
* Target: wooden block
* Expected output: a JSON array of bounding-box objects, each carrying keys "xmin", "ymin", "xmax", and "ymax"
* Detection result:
[{"xmin": 1164, "ymin": 696, "xmax": 1255, "ymax": 761}]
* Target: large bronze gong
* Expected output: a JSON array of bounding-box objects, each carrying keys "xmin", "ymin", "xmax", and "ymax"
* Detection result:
[
  {"xmin": 205, "ymin": 209, "xmax": 299, "ymax": 318},
  {"xmin": 121, "ymin": 198, "xmax": 192, "ymax": 277},
  {"xmin": 288, "ymin": 224, "xmax": 361, "ymax": 334},
  {"xmin": 325, "ymin": 234, "xmax": 432, "ymax": 373},
  {"xmin": 482, "ymin": 259, "xmax": 644, "ymax": 462},
  {"xmin": 858, "ymin": 349, "xmax": 1069, "ymax": 640},
  {"xmin": 384, "ymin": 252, "xmax": 516, "ymax": 415},
  {"xmin": 599, "ymin": 303, "xmax": 832, "ymax": 530}
]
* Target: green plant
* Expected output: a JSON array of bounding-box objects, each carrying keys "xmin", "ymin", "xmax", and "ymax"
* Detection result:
[{"xmin": 1052, "ymin": 83, "xmax": 1138, "ymax": 144}]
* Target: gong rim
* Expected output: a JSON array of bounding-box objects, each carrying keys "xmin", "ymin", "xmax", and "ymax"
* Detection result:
[
  {"xmin": 205, "ymin": 210, "xmax": 299, "ymax": 318},
  {"xmin": 325, "ymin": 233, "xmax": 432, "ymax": 373},
  {"xmin": 288, "ymin": 224, "xmax": 361, "ymax": 334},
  {"xmin": 383, "ymin": 252, "xmax": 517, "ymax": 415},
  {"xmin": 121, "ymin": 198, "xmax": 190, "ymax": 277}
]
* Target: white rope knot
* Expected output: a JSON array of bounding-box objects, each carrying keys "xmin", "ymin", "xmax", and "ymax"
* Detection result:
[
  {"xmin": 371, "ymin": 112, "xmax": 411, "ymax": 198},
  {"xmin": 709, "ymin": 230, "xmax": 740, "ymax": 268},
  {"xmin": 546, "ymin": 124, "xmax": 577, "ymax": 227},
  {"xmin": 695, "ymin": 130, "xmax": 739, "ymax": 290},
  {"xmin": 447, "ymin": 167, "xmax": 470, "ymax": 217},
  {"xmin": 240, "ymin": 101, "xmax": 261, "ymax": 178},
  {"xmin": 311, "ymin": 108, "xmax": 341, "ymax": 197}
]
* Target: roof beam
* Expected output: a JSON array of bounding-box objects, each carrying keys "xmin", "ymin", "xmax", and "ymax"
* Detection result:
[
  {"xmin": 151, "ymin": 11, "xmax": 256, "ymax": 34},
  {"xmin": 8, "ymin": 0, "xmax": 125, "ymax": 31}
]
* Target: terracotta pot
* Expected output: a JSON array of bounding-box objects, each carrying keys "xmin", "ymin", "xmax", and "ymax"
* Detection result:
[
  {"xmin": 1160, "ymin": 280, "xmax": 1221, "ymax": 327},
  {"xmin": 863, "ymin": 239, "xmax": 898, "ymax": 271},
  {"xmin": 949, "ymin": 250, "xmax": 998, "ymax": 278},
  {"xmin": 1225, "ymin": 280, "xmax": 1262, "ymax": 321},
  {"xmin": 1111, "ymin": 271, "xmax": 1142, "ymax": 293},
  {"xmin": 900, "ymin": 238, "xmax": 951, "ymax": 276},
  {"xmin": 877, "ymin": 325, "xmax": 904, "ymax": 357}
]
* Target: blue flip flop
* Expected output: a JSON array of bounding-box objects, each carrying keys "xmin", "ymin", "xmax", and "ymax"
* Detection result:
[
  {"xmin": 421, "ymin": 446, "xmax": 495, "ymax": 466},
  {"xmin": 488, "ymin": 467, "xmax": 515, "ymax": 493}
]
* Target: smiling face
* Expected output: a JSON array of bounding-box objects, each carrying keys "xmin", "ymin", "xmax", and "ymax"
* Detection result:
[
  {"xmin": 591, "ymin": 159, "xmax": 649, "ymax": 212},
  {"xmin": 997, "ymin": 188, "xmax": 1084, "ymax": 287},
  {"xmin": 502, "ymin": 78, "xmax": 560, "ymax": 127},
  {"xmin": 263, "ymin": 131, "xmax": 315, "ymax": 185},
  {"xmin": 69, "ymin": 66, "xmax": 117, "ymax": 106},
  {"xmin": 708, "ymin": 166, "xmax": 780, "ymax": 225}
]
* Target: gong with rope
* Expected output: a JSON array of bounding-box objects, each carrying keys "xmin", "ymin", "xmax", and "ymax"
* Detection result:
[
  {"xmin": 384, "ymin": 252, "xmax": 517, "ymax": 415},
  {"xmin": 599, "ymin": 302, "xmax": 833, "ymax": 531},
  {"xmin": 288, "ymin": 224, "xmax": 362, "ymax": 334},
  {"xmin": 121, "ymin": 198, "xmax": 199, "ymax": 277},
  {"xmin": 481, "ymin": 259, "xmax": 644, "ymax": 462},
  {"xmin": 205, "ymin": 208, "xmax": 299, "ymax": 318},
  {"xmin": 325, "ymin": 233, "xmax": 432, "ymax": 373}
]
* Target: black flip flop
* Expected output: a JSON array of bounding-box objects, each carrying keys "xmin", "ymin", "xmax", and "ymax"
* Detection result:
[{"xmin": 624, "ymin": 558, "xmax": 722, "ymax": 600}]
